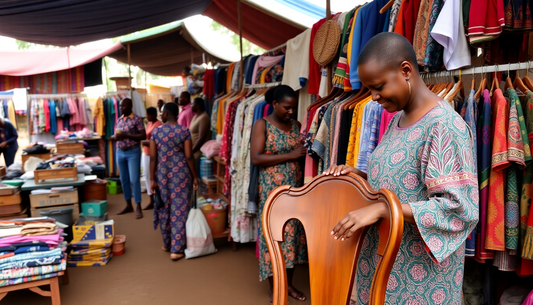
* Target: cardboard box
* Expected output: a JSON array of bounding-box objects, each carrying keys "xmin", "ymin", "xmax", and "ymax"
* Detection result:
[
  {"xmin": 81, "ymin": 200, "xmax": 107, "ymax": 216},
  {"xmin": 0, "ymin": 192, "xmax": 21, "ymax": 206},
  {"xmin": 72, "ymin": 219, "xmax": 114, "ymax": 243},
  {"xmin": 30, "ymin": 189, "xmax": 78, "ymax": 208}
]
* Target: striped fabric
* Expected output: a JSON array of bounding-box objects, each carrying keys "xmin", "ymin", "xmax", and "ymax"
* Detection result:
[{"xmin": 0, "ymin": 67, "xmax": 84, "ymax": 94}]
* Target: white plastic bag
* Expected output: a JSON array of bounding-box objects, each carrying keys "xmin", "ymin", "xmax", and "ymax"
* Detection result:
[{"xmin": 184, "ymin": 209, "xmax": 217, "ymax": 259}]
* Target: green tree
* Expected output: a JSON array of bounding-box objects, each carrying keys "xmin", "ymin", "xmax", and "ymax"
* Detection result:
[
  {"xmin": 15, "ymin": 40, "xmax": 59, "ymax": 50},
  {"xmin": 209, "ymin": 21, "xmax": 265, "ymax": 56}
]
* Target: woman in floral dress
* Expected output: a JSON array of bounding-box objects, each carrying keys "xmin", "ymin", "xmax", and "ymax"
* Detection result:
[
  {"xmin": 251, "ymin": 85, "xmax": 308, "ymax": 303},
  {"xmin": 326, "ymin": 33, "xmax": 478, "ymax": 304},
  {"xmin": 150, "ymin": 102, "xmax": 199, "ymax": 261}
]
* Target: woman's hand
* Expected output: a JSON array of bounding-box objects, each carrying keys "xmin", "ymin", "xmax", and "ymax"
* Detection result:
[
  {"xmin": 192, "ymin": 178, "xmax": 199, "ymax": 190},
  {"xmin": 0, "ymin": 142, "xmax": 8, "ymax": 149},
  {"xmin": 331, "ymin": 202, "xmax": 388, "ymax": 241},
  {"xmin": 324, "ymin": 165, "xmax": 357, "ymax": 176},
  {"xmin": 115, "ymin": 132, "xmax": 127, "ymax": 141},
  {"xmin": 150, "ymin": 180, "xmax": 158, "ymax": 195},
  {"xmin": 290, "ymin": 146, "xmax": 307, "ymax": 159}
]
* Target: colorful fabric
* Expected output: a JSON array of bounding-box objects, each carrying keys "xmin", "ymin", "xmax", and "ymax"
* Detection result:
[
  {"xmin": 152, "ymin": 124, "xmax": 192, "ymax": 254},
  {"xmin": 358, "ymin": 102, "xmax": 478, "ymax": 304},
  {"xmin": 332, "ymin": 9, "xmax": 356, "ymax": 89},
  {"xmin": 486, "ymin": 89, "xmax": 510, "ymax": 251},
  {"xmin": 0, "ymin": 66, "xmax": 84, "ymax": 94},
  {"xmin": 503, "ymin": 0, "xmax": 533, "ymax": 29},
  {"xmin": 220, "ymin": 99, "xmax": 242, "ymax": 198},
  {"xmin": 116, "ymin": 113, "xmax": 144, "ymax": 150},
  {"xmin": 346, "ymin": 96, "xmax": 372, "ymax": 166},
  {"xmin": 476, "ymin": 90, "xmax": 494, "ymax": 260},
  {"xmin": 258, "ymin": 119, "xmax": 307, "ymax": 281},
  {"xmin": 522, "ymin": 92, "xmax": 533, "ymax": 263},
  {"xmin": 467, "ymin": 0, "xmax": 505, "ymax": 43},
  {"xmin": 413, "ymin": 0, "xmax": 434, "ymax": 66},
  {"xmin": 0, "ymin": 257, "xmax": 62, "ymax": 271},
  {"xmin": 505, "ymin": 89, "xmax": 526, "ymax": 251},
  {"xmin": 388, "ymin": 0, "xmax": 403, "ymax": 32},
  {"xmin": 356, "ymin": 101, "xmax": 383, "ymax": 173},
  {"xmin": 423, "ymin": 0, "xmax": 445, "ymax": 71},
  {"xmin": 0, "ymin": 272, "xmax": 60, "ymax": 288},
  {"xmin": 143, "ymin": 120, "xmax": 163, "ymax": 156},
  {"xmin": 0, "ymin": 261, "xmax": 65, "ymax": 280}
]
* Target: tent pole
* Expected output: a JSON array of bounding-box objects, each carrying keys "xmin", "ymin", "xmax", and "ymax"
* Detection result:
[
  {"xmin": 326, "ymin": 0, "xmax": 332, "ymax": 93},
  {"xmin": 238, "ymin": 0, "xmax": 244, "ymax": 90},
  {"xmin": 127, "ymin": 43, "xmax": 132, "ymax": 97}
]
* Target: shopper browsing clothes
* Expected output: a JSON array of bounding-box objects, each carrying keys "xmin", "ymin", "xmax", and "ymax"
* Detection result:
[
  {"xmin": 150, "ymin": 102, "xmax": 199, "ymax": 261},
  {"xmin": 141, "ymin": 107, "xmax": 162, "ymax": 210},
  {"xmin": 325, "ymin": 33, "xmax": 478, "ymax": 305},
  {"xmin": 0, "ymin": 118, "xmax": 18, "ymax": 167},
  {"xmin": 190, "ymin": 97, "xmax": 211, "ymax": 166},
  {"xmin": 250, "ymin": 85, "xmax": 308, "ymax": 303},
  {"xmin": 114, "ymin": 98, "xmax": 146, "ymax": 219},
  {"xmin": 177, "ymin": 91, "xmax": 194, "ymax": 129},
  {"xmin": 157, "ymin": 99, "xmax": 165, "ymax": 121}
]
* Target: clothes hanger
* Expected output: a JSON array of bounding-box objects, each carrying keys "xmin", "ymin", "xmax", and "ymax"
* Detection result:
[
  {"xmin": 490, "ymin": 65, "xmax": 500, "ymax": 94},
  {"xmin": 442, "ymin": 71, "xmax": 456, "ymax": 96},
  {"xmin": 434, "ymin": 72, "xmax": 447, "ymax": 94},
  {"xmin": 448, "ymin": 71, "xmax": 463, "ymax": 101},
  {"xmin": 523, "ymin": 61, "xmax": 533, "ymax": 91},
  {"xmin": 514, "ymin": 61, "xmax": 532, "ymax": 93},
  {"xmin": 475, "ymin": 66, "xmax": 487, "ymax": 100},
  {"xmin": 380, "ymin": 0, "xmax": 395, "ymax": 14},
  {"xmin": 347, "ymin": 87, "xmax": 370, "ymax": 109},
  {"xmin": 307, "ymin": 87, "xmax": 342, "ymax": 112},
  {"xmin": 505, "ymin": 63, "xmax": 514, "ymax": 90}
]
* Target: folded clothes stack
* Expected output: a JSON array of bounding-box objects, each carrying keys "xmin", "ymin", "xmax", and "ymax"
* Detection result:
[{"xmin": 0, "ymin": 217, "xmax": 67, "ymax": 287}]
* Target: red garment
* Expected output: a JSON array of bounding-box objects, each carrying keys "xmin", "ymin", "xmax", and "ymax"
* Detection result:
[
  {"xmin": 308, "ymin": 17, "xmax": 328, "ymax": 96},
  {"xmin": 468, "ymin": 0, "xmax": 505, "ymax": 43},
  {"xmin": 395, "ymin": 0, "xmax": 422, "ymax": 44},
  {"xmin": 220, "ymin": 98, "xmax": 242, "ymax": 198},
  {"xmin": 43, "ymin": 99, "xmax": 50, "ymax": 132},
  {"xmin": 263, "ymin": 104, "xmax": 268, "ymax": 118},
  {"xmin": 202, "ymin": 69, "xmax": 215, "ymax": 101}
]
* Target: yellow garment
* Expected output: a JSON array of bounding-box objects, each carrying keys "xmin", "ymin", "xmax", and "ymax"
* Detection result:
[
  {"xmin": 226, "ymin": 63, "xmax": 235, "ymax": 93},
  {"xmin": 352, "ymin": 98, "xmax": 371, "ymax": 168},
  {"xmin": 260, "ymin": 68, "xmax": 269, "ymax": 84},
  {"xmin": 7, "ymin": 100, "xmax": 16, "ymax": 129},
  {"xmin": 346, "ymin": 96, "xmax": 372, "ymax": 166},
  {"xmin": 345, "ymin": 7, "xmax": 360, "ymax": 92},
  {"xmin": 95, "ymin": 97, "xmax": 105, "ymax": 136},
  {"xmin": 216, "ymin": 95, "xmax": 230, "ymax": 135}
]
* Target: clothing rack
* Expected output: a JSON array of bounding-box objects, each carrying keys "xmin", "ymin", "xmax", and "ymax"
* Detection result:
[
  {"xmin": 263, "ymin": 43, "xmax": 287, "ymax": 56},
  {"xmin": 244, "ymin": 82, "xmax": 281, "ymax": 89},
  {"xmin": 28, "ymin": 93, "xmax": 87, "ymax": 99},
  {"xmin": 421, "ymin": 61, "xmax": 533, "ymax": 79}
]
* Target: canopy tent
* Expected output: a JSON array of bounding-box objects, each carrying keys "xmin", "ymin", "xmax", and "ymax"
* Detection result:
[
  {"xmin": 0, "ymin": 0, "xmax": 306, "ymax": 50},
  {"xmin": 108, "ymin": 22, "xmax": 231, "ymax": 76},
  {"xmin": 0, "ymin": 42, "xmax": 122, "ymax": 76}
]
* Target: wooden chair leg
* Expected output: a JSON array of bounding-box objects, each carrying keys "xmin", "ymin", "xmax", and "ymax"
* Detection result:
[
  {"xmin": 50, "ymin": 277, "xmax": 61, "ymax": 305},
  {"xmin": 0, "ymin": 292, "xmax": 7, "ymax": 301},
  {"xmin": 61, "ymin": 269, "xmax": 69, "ymax": 285}
]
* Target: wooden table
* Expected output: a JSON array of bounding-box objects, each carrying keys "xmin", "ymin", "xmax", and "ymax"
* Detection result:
[{"xmin": 0, "ymin": 272, "xmax": 63, "ymax": 305}]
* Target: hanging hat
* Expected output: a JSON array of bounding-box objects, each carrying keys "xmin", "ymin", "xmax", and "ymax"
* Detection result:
[{"xmin": 313, "ymin": 20, "xmax": 341, "ymax": 66}]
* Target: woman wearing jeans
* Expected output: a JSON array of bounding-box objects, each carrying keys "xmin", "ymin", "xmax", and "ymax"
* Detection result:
[{"xmin": 114, "ymin": 98, "xmax": 146, "ymax": 219}]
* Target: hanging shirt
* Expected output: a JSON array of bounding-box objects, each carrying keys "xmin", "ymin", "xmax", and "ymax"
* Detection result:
[
  {"xmin": 282, "ymin": 29, "xmax": 312, "ymax": 91},
  {"xmin": 131, "ymin": 90, "xmax": 146, "ymax": 118},
  {"xmin": 43, "ymin": 99, "xmax": 50, "ymax": 133},
  {"xmin": 178, "ymin": 103, "xmax": 194, "ymax": 129},
  {"xmin": 49, "ymin": 100, "xmax": 57, "ymax": 135},
  {"xmin": 431, "ymin": 0, "xmax": 472, "ymax": 70},
  {"xmin": 468, "ymin": 0, "xmax": 505, "ymax": 43},
  {"xmin": 356, "ymin": 101, "xmax": 383, "ymax": 173},
  {"xmin": 6, "ymin": 100, "xmax": 16, "ymax": 129},
  {"xmin": 95, "ymin": 97, "xmax": 105, "ymax": 136}
]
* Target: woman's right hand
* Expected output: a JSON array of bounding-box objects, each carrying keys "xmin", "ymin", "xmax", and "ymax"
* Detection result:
[
  {"xmin": 324, "ymin": 165, "xmax": 357, "ymax": 177},
  {"xmin": 150, "ymin": 180, "xmax": 158, "ymax": 194},
  {"xmin": 290, "ymin": 147, "xmax": 307, "ymax": 159}
]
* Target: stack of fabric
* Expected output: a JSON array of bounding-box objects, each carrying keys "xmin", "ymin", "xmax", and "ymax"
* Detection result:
[
  {"xmin": 68, "ymin": 220, "xmax": 114, "ymax": 267},
  {"xmin": 0, "ymin": 218, "xmax": 67, "ymax": 287}
]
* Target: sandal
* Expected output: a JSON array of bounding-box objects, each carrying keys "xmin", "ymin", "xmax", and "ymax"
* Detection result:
[
  {"xmin": 288, "ymin": 287, "xmax": 307, "ymax": 302},
  {"xmin": 170, "ymin": 253, "xmax": 184, "ymax": 261}
]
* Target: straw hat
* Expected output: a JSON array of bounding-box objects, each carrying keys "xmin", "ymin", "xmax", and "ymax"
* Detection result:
[{"xmin": 313, "ymin": 20, "xmax": 341, "ymax": 66}]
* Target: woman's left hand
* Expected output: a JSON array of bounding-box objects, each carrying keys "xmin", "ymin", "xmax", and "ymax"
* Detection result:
[
  {"xmin": 192, "ymin": 178, "xmax": 199, "ymax": 190},
  {"xmin": 0, "ymin": 142, "xmax": 7, "ymax": 149},
  {"xmin": 331, "ymin": 202, "xmax": 387, "ymax": 241}
]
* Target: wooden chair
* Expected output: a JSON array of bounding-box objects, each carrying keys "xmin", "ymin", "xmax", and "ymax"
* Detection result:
[
  {"xmin": 0, "ymin": 272, "xmax": 63, "ymax": 304},
  {"xmin": 263, "ymin": 173, "xmax": 404, "ymax": 305}
]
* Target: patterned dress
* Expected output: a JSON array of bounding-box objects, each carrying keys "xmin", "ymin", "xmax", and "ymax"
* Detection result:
[
  {"xmin": 258, "ymin": 119, "xmax": 308, "ymax": 281},
  {"xmin": 358, "ymin": 102, "xmax": 479, "ymax": 304},
  {"xmin": 152, "ymin": 124, "xmax": 192, "ymax": 254}
]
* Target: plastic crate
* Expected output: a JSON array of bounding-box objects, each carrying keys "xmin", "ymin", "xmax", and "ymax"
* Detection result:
[
  {"xmin": 81, "ymin": 200, "xmax": 107, "ymax": 216},
  {"xmin": 107, "ymin": 180, "xmax": 122, "ymax": 194}
]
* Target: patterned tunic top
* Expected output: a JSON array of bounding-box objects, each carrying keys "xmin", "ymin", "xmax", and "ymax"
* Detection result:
[
  {"xmin": 357, "ymin": 102, "xmax": 479, "ymax": 304},
  {"xmin": 116, "ymin": 113, "xmax": 144, "ymax": 150}
]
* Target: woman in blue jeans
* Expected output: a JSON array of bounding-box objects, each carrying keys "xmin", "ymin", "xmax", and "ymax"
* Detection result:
[{"xmin": 113, "ymin": 98, "xmax": 146, "ymax": 219}]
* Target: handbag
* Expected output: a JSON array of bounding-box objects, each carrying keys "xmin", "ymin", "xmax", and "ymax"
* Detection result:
[{"xmin": 154, "ymin": 187, "xmax": 164, "ymax": 209}]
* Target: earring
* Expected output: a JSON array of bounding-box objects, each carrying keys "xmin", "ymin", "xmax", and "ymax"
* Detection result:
[{"xmin": 406, "ymin": 79, "xmax": 411, "ymax": 96}]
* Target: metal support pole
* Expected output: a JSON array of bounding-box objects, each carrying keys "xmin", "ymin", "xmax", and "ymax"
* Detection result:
[{"xmin": 238, "ymin": 0, "xmax": 245, "ymax": 90}]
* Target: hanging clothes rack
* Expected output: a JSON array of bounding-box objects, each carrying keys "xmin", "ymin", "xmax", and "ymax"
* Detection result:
[
  {"xmin": 28, "ymin": 93, "xmax": 87, "ymax": 99},
  {"xmin": 263, "ymin": 43, "xmax": 287, "ymax": 56},
  {"xmin": 244, "ymin": 82, "xmax": 281, "ymax": 89},
  {"xmin": 422, "ymin": 61, "xmax": 533, "ymax": 78}
]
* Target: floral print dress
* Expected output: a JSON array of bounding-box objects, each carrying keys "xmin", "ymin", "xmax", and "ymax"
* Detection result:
[
  {"xmin": 357, "ymin": 102, "xmax": 479, "ymax": 304},
  {"xmin": 258, "ymin": 119, "xmax": 308, "ymax": 281},
  {"xmin": 152, "ymin": 124, "xmax": 192, "ymax": 254}
]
